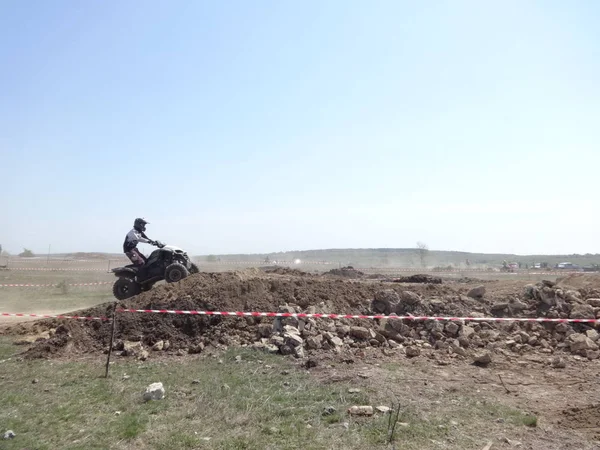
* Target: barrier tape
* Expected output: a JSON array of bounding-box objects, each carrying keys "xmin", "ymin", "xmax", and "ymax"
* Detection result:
[
  {"xmin": 0, "ymin": 282, "xmax": 112, "ymax": 288},
  {"xmin": 1, "ymin": 313, "xmax": 110, "ymax": 321},
  {"xmin": 4, "ymin": 268, "xmax": 108, "ymax": 272},
  {"xmin": 116, "ymin": 309, "xmax": 600, "ymax": 324}
]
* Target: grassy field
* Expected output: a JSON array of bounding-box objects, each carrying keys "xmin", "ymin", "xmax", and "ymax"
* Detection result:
[{"xmin": 0, "ymin": 341, "xmax": 546, "ymax": 450}]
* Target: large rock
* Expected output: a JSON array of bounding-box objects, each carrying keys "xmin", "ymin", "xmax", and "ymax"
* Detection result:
[
  {"xmin": 284, "ymin": 333, "xmax": 304, "ymax": 347},
  {"xmin": 328, "ymin": 335, "xmax": 344, "ymax": 347},
  {"xmin": 568, "ymin": 333, "xmax": 599, "ymax": 353},
  {"xmin": 371, "ymin": 290, "xmax": 400, "ymax": 315},
  {"xmin": 467, "ymin": 286, "xmax": 486, "ymax": 299},
  {"xmin": 445, "ymin": 322, "xmax": 460, "ymax": 336},
  {"xmin": 587, "ymin": 330, "xmax": 600, "ymax": 342},
  {"xmin": 350, "ymin": 327, "xmax": 370, "ymax": 340},
  {"xmin": 152, "ymin": 341, "xmax": 164, "ymax": 351},
  {"xmin": 473, "ymin": 351, "xmax": 492, "ymax": 366},
  {"xmin": 143, "ymin": 382, "xmax": 165, "ymax": 401},
  {"xmin": 570, "ymin": 304, "xmax": 595, "ymax": 320},
  {"xmin": 401, "ymin": 291, "xmax": 421, "ymax": 305},
  {"xmin": 587, "ymin": 298, "xmax": 600, "ymax": 308},
  {"xmin": 460, "ymin": 325, "xmax": 476, "ymax": 338},
  {"xmin": 306, "ymin": 336, "xmax": 323, "ymax": 350},
  {"xmin": 348, "ymin": 406, "xmax": 374, "ymax": 416}
]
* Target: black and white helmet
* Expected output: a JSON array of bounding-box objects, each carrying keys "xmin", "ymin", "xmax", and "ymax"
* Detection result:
[{"xmin": 133, "ymin": 217, "xmax": 149, "ymax": 232}]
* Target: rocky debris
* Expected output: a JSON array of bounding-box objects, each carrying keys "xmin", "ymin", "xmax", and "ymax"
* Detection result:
[
  {"xmin": 587, "ymin": 298, "xmax": 600, "ymax": 307},
  {"xmin": 143, "ymin": 382, "xmax": 165, "ymax": 401},
  {"xmin": 347, "ymin": 406, "xmax": 374, "ymax": 416},
  {"xmin": 152, "ymin": 340, "xmax": 164, "ymax": 351},
  {"xmin": 587, "ymin": 330, "xmax": 600, "ymax": 342},
  {"xmin": 348, "ymin": 388, "xmax": 361, "ymax": 394},
  {"xmin": 323, "ymin": 406, "xmax": 337, "ymax": 416},
  {"xmin": 122, "ymin": 342, "xmax": 148, "ymax": 360},
  {"xmin": 3, "ymin": 431, "xmax": 15, "ymax": 440},
  {"xmin": 376, "ymin": 406, "xmax": 391, "ymax": 414},
  {"xmin": 473, "ymin": 351, "xmax": 492, "ymax": 366},
  {"xmin": 350, "ymin": 326, "xmax": 370, "ymax": 340},
  {"xmin": 401, "ymin": 291, "xmax": 421, "ymax": 305},
  {"xmin": 467, "ymin": 285, "xmax": 486, "ymax": 299},
  {"xmin": 393, "ymin": 274, "xmax": 442, "ymax": 284}
]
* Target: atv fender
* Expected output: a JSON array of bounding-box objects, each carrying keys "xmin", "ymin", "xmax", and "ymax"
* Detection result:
[{"xmin": 112, "ymin": 267, "xmax": 137, "ymax": 278}]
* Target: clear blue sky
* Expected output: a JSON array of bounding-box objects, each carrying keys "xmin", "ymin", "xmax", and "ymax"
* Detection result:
[{"xmin": 1, "ymin": 1, "xmax": 599, "ymax": 256}]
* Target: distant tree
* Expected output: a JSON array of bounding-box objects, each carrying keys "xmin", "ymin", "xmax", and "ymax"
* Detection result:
[
  {"xmin": 19, "ymin": 248, "xmax": 35, "ymax": 258},
  {"xmin": 206, "ymin": 254, "xmax": 217, "ymax": 262},
  {"xmin": 416, "ymin": 242, "xmax": 429, "ymax": 268}
]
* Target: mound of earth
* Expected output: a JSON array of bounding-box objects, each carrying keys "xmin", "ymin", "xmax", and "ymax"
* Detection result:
[
  {"xmin": 262, "ymin": 266, "xmax": 311, "ymax": 277},
  {"xmin": 392, "ymin": 274, "xmax": 442, "ymax": 284},
  {"xmin": 556, "ymin": 274, "xmax": 600, "ymax": 290},
  {"xmin": 323, "ymin": 266, "xmax": 365, "ymax": 278},
  {"xmin": 9, "ymin": 272, "xmax": 600, "ymax": 364}
]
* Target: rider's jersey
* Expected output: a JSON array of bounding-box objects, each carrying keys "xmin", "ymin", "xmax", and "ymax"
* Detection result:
[{"xmin": 123, "ymin": 228, "xmax": 151, "ymax": 253}]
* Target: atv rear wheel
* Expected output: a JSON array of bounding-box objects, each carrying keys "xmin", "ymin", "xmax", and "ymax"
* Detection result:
[
  {"xmin": 165, "ymin": 263, "xmax": 189, "ymax": 283},
  {"xmin": 113, "ymin": 277, "xmax": 141, "ymax": 300},
  {"xmin": 189, "ymin": 263, "xmax": 200, "ymax": 274}
]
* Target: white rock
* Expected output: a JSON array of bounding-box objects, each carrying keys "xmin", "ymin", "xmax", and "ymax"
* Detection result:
[
  {"xmin": 3, "ymin": 430, "xmax": 15, "ymax": 439},
  {"xmin": 347, "ymin": 405, "xmax": 374, "ymax": 416},
  {"xmin": 143, "ymin": 382, "xmax": 165, "ymax": 401},
  {"xmin": 376, "ymin": 406, "xmax": 391, "ymax": 413}
]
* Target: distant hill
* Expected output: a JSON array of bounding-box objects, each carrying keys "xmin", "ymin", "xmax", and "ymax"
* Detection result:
[{"xmin": 196, "ymin": 248, "xmax": 600, "ymax": 269}]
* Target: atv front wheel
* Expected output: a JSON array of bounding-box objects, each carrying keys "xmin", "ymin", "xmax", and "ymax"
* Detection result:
[
  {"xmin": 165, "ymin": 263, "xmax": 189, "ymax": 283},
  {"xmin": 113, "ymin": 277, "xmax": 141, "ymax": 300},
  {"xmin": 189, "ymin": 263, "xmax": 200, "ymax": 274}
]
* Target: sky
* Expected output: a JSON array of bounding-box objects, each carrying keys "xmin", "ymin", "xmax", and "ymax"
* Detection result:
[{"xmin": 1, "ymin": 0, "xmax": 599, "ymax": 256}]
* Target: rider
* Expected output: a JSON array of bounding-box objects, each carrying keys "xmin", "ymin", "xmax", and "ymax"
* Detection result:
[{"xmin": 123, "ymin": 218, "xmax": 157, "ymax": 266}]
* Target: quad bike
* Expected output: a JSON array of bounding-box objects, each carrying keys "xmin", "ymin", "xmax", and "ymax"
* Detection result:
[{"xmin": 111, "ymin": 241, "xmax": 199, "ymax": 300}]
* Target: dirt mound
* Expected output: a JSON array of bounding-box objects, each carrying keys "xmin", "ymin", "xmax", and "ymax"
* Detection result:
[
  {"xmin": 262, "ymin": 266, "xmax": 311, "ymax": 277},
  {"xmin": 392, "ymin": 274, "xmax": 442, "ymax": 284},
  {"xmin": 556, "ymin": 274, "xmax": 600, "ymax": 290},
  {"xmin": 323, "ymin": 266, "xmax": 365, "ymax": 278},
  {"xmin": 560, "ymin": 404, "xmax": 600, "ymax": 439},
  {"xmin": 14, "ymin": 272, "xmax": 600, "ymax": 364}
]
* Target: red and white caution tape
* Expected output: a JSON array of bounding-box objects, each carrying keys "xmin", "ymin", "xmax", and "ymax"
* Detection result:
[
  {"xmin": 0, "ymin": 281, "xmax": 112, "ymax": 288},
  {"xmin": 117, "ymin": 309, "xmax": 600, "ymax": 324},
  {"xmin": 1, "ymin": 312, "xmax": 110, "ymax": 321},
  {"xmin": 6, "ymin": 268, "xmax": 108, "ymax": 272}
]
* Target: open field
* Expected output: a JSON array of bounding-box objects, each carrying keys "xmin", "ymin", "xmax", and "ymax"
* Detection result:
[{"xmin": 2, "ymin": 259, "xmax": 600, "ymax": 448}]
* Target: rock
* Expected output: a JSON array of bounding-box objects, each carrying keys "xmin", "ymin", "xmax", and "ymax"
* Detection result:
[
  {"xmin": 306, "ymin": 336, "xmax": 323, "ymax": 350},
  {"xmin": 257, "ymin": 323, "xmax": 273, "ymax": 338},
  {"xmin": 376, "ymin": 406, "xmax": 391, "ymax": 414},
  {"xmin": 405, "ymin": 346, "xmax": 421, "ymax": 357},
  {"xmin": 371, "ymin": 290, "xmax": 400, "ymax": 315},
  {"xmin": 350, "ymin": 326, "xmax": 370, "ymax": 340},
  {"xmin": 445, "ymin": 322, "xmax": 460, "ymax": 335},
  {"xmin": 551, "ymin": 356, "xmax": 566, "ymax": 368},
  {"xmin": 32, "ymin": 379, "xmax": 39, "ymax": 384},
  {"xmin": 284, "ymin": 332, "xmax": 304, "ymax": 347},
  {"xmin": 294, "ymin": 346, "xmax": 305, "ymax": 358},
  {"xmin": 270, "ymin": 335, "xmax": 285, "ymax": 347},
  {"xmin": 191, "ymin": 379, "xmax": 201, "ymax": 385},
  {"xmin": 3, "ymin": 430, "xmax": 15, "ymax": 440},
  {"xmin": 571, "ymin": 304, "xmax": 595, "ymax": 319},
  {"xmin": 347, "ymin": 406, "xmax": 374, "ymax": 416},
  {"xmin": 143, "ymin": 382, "xmax": 165, "ymax": 401},
  {"xmin": 450, "ymin": 344, "xmax": 468, "ymax": 357},
  {"xmin": 587, "ymin": 330, "xmax": 600, "ymax": 342},
  {"xmin": 467, "ymin": 285, "xmax": 486, "ymax": 299},
  {"xmin": 539, "ymin": 287, "xmax": 556, "ymax": 306},
  {"xmin": 460, "ymin": 326, "xmax": 475, "ymax": 338},
  {"xmin": 176, "ymin": 349, "xmax": 186, "ymax": 356},
  {"xmin": 568, "ymin": 334, "xmax": 599, "ymax": 353},
  {"xmin": 401, "ymin": 291, "xmax": 421, "ymax": 305},
  {"xmin": 473, "ymin": 352, "xmax": 492, "ymax": 366},
  {"xmin": 189, "ymin": 343, "xmax": 205, "ymax": 354},
  {"xmin": 587, "ymin": 350, "xmax": 600, "ymax": 360},
  {"xmin": 348, "ymin": 388, "xmax": 361, "ymax": 393},
  {"xmin": 152, "ymin": 341, "xmax": 164, "ymax": 351},
  {"xmin": 139, "ymin": 349, "xmax": 149, "ymax": 361},
  {"xmin": 283, "ymin": 325, "xmax": 301, "ymax": 335},
  {"xmin": 587, "ymin": 298, "xmax": 600, "ymax": 307},
  {"xmin": 163, "ymin": 340, "xmax": 170, "ymax": 350},
  {"xmin": 323, "ymin": 406, "xmax": 337, "ymax": 416},
  {"xmin": 122, "ymin": 341, "xmax": 145, "ymax": 358},
  {"xmin": 388, "ymin": 340, "xmax": 399, "ymax": 349},
  {"xmin": 555, "ymin": 323, "xmax": 570, "ymax": 334},
  {"xmin": 336, "ymin": 325, "xmax": 351, "ymax": 337}
]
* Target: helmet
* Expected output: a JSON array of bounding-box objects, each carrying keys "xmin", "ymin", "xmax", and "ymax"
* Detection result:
[{"xmin": 133, "ymin": 217, "xmax": 149, "ymax": 232}]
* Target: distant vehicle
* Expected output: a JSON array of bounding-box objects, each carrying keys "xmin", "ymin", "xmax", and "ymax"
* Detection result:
[
  {"xmin": 532, "ymin": 263, "xmax": 542, "ymax": 269},
  {"xmin": 555, "ymin": 262, "xmax": 581, "ymax": 270}
]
